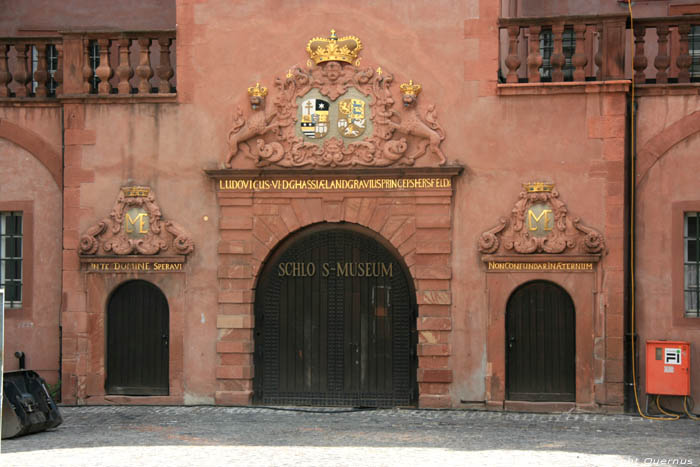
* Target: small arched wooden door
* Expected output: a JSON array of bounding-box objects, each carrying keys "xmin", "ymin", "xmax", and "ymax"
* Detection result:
[
  {"xmin": 106, "ymin": 280, "xmax": 169, "ymax": 395},
  {"xmin": 506, "ymin": 280, "xmax": 575, "ymax": 401}
]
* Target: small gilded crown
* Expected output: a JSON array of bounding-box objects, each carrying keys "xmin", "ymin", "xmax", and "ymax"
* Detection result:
[
  {"xmin": 247, "ymin": 83, "xmax": 268, "ymax": 98},
  {"xmin": 400, "ymin": 80, "xmax": 422, "ymax": 96},
  {"xmin": 121, "ymin": 186, "xmax": 150, "ymax": 198},
  {"xmin": 306, "ymin": 29, "xmax": 362, "ymax": 65},
  {"xmin": 523, "ymin": 182, "xmax": 555, "ymax": 193}
]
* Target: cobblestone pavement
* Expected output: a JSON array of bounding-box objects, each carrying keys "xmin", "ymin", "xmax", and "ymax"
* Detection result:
[{"xmin": 1, "ymin": 406, "xmax": 699, "ymax": 466}]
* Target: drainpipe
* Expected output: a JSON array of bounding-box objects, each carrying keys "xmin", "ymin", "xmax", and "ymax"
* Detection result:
[
  {"xmin": 623, "ymin": 85, "xmax": 638, "ymax": 413},
  {"xmin": 58, "ymin": 105, "xmax": 65, "ymax": 402}
]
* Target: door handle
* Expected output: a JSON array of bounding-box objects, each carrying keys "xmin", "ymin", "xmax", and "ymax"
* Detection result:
[
  {"xmin": 508, "ymin": 337, "xmax": 515, "ymax": 349},
  {"xmin": 162, "ymin": 333, "xmax": 169, "ymax": 346}
]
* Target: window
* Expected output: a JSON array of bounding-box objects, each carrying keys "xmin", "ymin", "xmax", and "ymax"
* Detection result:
[
  {"xmin": 29, "ymin": 44, "xmax": 59, "ymax": 96},
  {"xmin": 539, "ymin": 28, "xmax": 575, "ymax": 81},
  {"xmin": 47, "ymin": 44, "xmax": 58, "ymax": 95},
  {"xmin": 0, "ymin": 212, "xmax": 22, "ymax": 309},
  {"xmin": 684, "ymin": 212, "xmax": 700, "ymax": 317},
  {"xmin": 88, "ymin": 40, "xmax": 100, "ymax": 93},
  {"xmin": 690, "ymin": 26, "xmax": 700, "ymax": 80}
]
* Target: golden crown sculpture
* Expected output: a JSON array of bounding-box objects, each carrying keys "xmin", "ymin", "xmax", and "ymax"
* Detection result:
[
  {"xmin": 247, "ymin": 82, "xmax": 268, "ymax": 98},
  {"xmin": 523, "ymin": 182, "xmax": 555, "ymax": 193},
  {"xmin": 121, "ymin": 186, "xmax": 150, "ymax": 198},
  {"xmin": 306, "ymin": 29, "xmax": 362, "ymax": 65},
  {"xmin": 400, "ymin": 80, "xmax": 422, "ymax": 97}
]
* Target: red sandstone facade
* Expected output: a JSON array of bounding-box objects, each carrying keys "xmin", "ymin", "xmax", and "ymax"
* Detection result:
[{"xmin": 1, "ymin": 0, "xmax": 699, "ymax": 412}]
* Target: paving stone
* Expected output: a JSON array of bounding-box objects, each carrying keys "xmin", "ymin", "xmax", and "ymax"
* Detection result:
[{"xmin": 1, "ymin": 406, "xmax": 698, "ymax": 466}]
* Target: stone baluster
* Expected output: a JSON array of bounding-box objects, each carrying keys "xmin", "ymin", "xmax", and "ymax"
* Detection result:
[
  {"xmin": 54, "ymin": 42, "xmax": 63, "ymax": 96},
  {"xmin": 157, "ymin": 37, "xmax": 173, "ymax": 93},
  {"xmin": 13, "ymin": 42, "xmax": 30, "ymax": 97},
  {"xmin": 116, "ymin": 38, "xmax": 133, "ymax": 94},
  {"xmin": 82, "ymin": 39, "xmax": 93, "ymax": 93},
  {"xmin": 572, "ymin": 23, "xmax": 588, "ymax": 82},
  {"xmin": 527, "ymin": 25, "xmax": 542, "ymax": 83},
  {"xmin": 136, "ymin": 38, "xmax": 153, "ymax": 93},
  {"xmin": 96, "ymin": 38, "xmax": 113, "ymax": 94},
  {"xmin": 677, "ymin": 23, "xmax": 692, "ymax": 84},
  {"xmin": 550, "ymin": 23, "xmax": 565, "ymax": 82},
  {"xmin": 633, "ymin": 24, "xmax": 647, "ymax": 83},
  {"xmin": 34, "ymin": 41, "xmax": 49, "ymax": 97},
  {"xmin": 504, "ymin": 25, "xmax": 521, "ymax": 83},
  {"xmin": 595, "ymin": 23, "xmax": 603, "ymax": 81},
  {"xmin": 654, "ymin": 24, "xmax": 670, "ymax": 84},
  {"xmin": 0, "ymin": 42, "xmax": 11, "ymax": 97}
]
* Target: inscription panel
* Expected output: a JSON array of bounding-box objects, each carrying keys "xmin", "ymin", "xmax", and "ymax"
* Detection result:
[
  {"xmin": 486, "ymin": 261, "xmax": 594, "ymax": 272},
  {"xmin": 218, "ymin": 177, "xmax": 451, "ymax": 192},
  {"xmin": 84, "ymin": 261, "xmax": 184, "ymax": 273}
]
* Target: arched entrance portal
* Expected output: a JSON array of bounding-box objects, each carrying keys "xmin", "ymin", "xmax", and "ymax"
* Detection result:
[
  {"xmin": 254, "ymin": 223, "xmax": 417, "ymax": 406},
  {"xmin": 106, "ymin": 280, "xmax": 169, "ymax": 395},
  {"xmin": 506, "ymin": 280, "xmax": 575, "ymax": 401}
]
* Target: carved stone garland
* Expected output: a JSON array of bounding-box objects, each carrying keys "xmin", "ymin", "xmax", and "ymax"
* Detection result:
[
  {"xmin": 478, "ymin": 184, "xmax": 606, "ymax": 255},
  {"xmin": 225, "ymin": 33, "xmax": 447, "ymax": 168},
  {"xmin": 79, "ymin": 187, "xmax": 194, "ymax": 256}
]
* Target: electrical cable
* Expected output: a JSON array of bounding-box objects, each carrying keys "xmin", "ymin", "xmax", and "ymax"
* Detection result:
[
  {"xmin": 683, "ymin": 396, "xmax": 700, "ymax": 420},
  {"xmin": 655, "ymin": 395, "xmax": 681, "ymax": 419},
  {"xmin": 626, "ymin": 0, "xmax": 679, "ymax": 421}
]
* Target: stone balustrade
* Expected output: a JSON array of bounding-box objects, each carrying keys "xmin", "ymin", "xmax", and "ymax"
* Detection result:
[
  {"xmin": 499, "ymin": 14, "xmax": 700, "ymax": 85},
  {"xmin": 632, "ymin": 15, "xmax": 700, "ymax": 84},
  {"xmin": 0, "ymin": 30, "xmax": 175, "ymax": 99},
  {"xmin": 499, "ymin": 14, "xmax": 628, "ymax": 84},
  {"xmin": 0, "ymin": 37, "xmax": 63, "ymax": 97},
  {"xmin": 500, "ymin": 14, "xmax": 700, "ymax": 85}
]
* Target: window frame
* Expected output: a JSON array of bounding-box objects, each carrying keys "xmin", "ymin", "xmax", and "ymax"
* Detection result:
[
  {"xmin": 683, "ymin": 212, "xmax": 700, "ymax": 316},
  {"xmin": 538, "ymin": 27, "xmax": 576, "ymax": 82},
  {"xmin": 0, "ymin": 201, "xmax": 33, "ymax": 314},
  {"xmin": 672, "ymin": 201, "xmax": 700, "ymax": 327}
]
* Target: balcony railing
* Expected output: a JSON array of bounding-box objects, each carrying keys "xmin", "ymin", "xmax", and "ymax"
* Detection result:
[
  {"xmin": 0, "ymin": 30, "xmax": 176, "ymax": 99},
  {"xmin": 0, "ymin": 36, "xmax": 62, "ymax": 97},
  {"xmin": 499, "ymin": 14, "xmax": 700, "ymax": 85}
]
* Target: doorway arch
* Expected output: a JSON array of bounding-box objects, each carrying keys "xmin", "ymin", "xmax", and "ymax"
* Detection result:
[
  {"xmin": 106, "ymin": 280, "xmax": 169, "ymax": 395},
  {"xmin": 253, "ymin": 223, "xmax": 417, "ymax": 406},
  {"xmin": 506, "ymin": 280, "xmax": 575, "ymax": 401}
]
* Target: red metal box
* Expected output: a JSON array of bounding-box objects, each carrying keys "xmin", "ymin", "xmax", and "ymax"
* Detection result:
[{"xmin": 645, "ymin": 341, "xmax": 690, "ymax": 396}]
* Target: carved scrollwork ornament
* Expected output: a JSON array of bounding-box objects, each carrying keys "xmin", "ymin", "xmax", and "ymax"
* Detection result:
[
  {"xmin": 79, "ymin": 186, "xmax": 195, "ymax": 257},
  {"xmin": 478, "ymin": 217, "xmax": 507, "ymax": 254},
  {"xmin": 224, "ymin": 29, "xmax": 448, "ymax": 168},
  {"xmin": 477, "ymin": 183, "xmax": 607, "ymax": 256}
]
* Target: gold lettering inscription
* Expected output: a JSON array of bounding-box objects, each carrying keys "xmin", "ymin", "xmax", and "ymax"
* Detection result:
[
  {"xmin": 278, "ymin": 262, "xmax": 316, "ymax": 277},
  {"xmin": 487, "ymin": 261, "xmax": 594, "ymax": 272},
  {"xmin": 527, "ymin": 209, "xmax": 553, "ymax": 231},
  {"xmin": 153, "ymin": 262, "xmax": 183, "ymax": 271},
  {"xmin": 87, "ymin": 261, "xmax": 183, "ymax": 272},
  {"xmin": 278, "ymin": 262, "xmax": 394, "ymax": 278},
  {"xmin": 125, "ymin": 212, "xmax": 149, "ymax": 234},
  {"xmin": 219, "ymin": 177, "xmax": 452, "ymax": 192},
  {"xmin": 336, "ymin": 262, "xmax": 348, "ymax": 277},
  {"xmin": 382, "ymin": 263, "xmax": 393, "ymax": 277}
]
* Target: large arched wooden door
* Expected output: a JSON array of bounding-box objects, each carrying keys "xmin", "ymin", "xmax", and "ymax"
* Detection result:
[
  {"xmin": 506, "ymin": 280, "xmax": 575, "ymax": 401},
  {"xmin": 106, "ymin": 280, "xmax": 169, "ymax": 395},
  {"xmin": 254, "ymin": 224, "xmax": 417, "ymax": 407}
]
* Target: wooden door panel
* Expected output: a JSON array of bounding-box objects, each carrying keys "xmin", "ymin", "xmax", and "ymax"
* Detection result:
[
  {"xmin": 506, "ymin": 281, "xmax": 575, "ymax": 402},
  {"xmin": 254, "ymin": 226, "xmax": 416, "ymax": 406},
  {"xmin": 106, "ymin": 280, "xmax": 169, "ymax": 396}
]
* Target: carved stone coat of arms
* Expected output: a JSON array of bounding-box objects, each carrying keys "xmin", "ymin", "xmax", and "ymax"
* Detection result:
[{"xmin": 225, "ymin": 29, "xmax": 447, "ymax": 168}]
